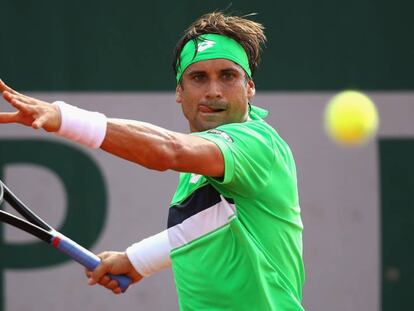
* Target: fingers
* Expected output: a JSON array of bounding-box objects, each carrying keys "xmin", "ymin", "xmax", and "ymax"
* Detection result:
[
  {"xmin": 0, "ymin": 79, "xmax": 18, "ymax": 95},
  {"xmin": 0, "ymin": 112, "xmax": 19, "ymax": 124},
  {"xmin": 88, "ymin": 253, "xmax": 121, "ymax": 293},
  {"xmin": 99, "ymin": 276, "xmax": 119, "ymax": 291},
  {"xmin": 86, "ymin": 269, "xmax": 122, "ymax": 294},
  {"xmin": 0, "ymin": 95, "xmax": 36, "ymax": 127},
  {"xmin": 1, "ymin": 90, "xmax": 60, "ymax": 131},
  {"xmin": 3, "ymin": 90, "xmax": 34, "ymax": 106},
  {"xmin": 86, "ymin": 251, "xmax": 138, "ymax": 294},
  {"xmin": 0, "ymin": 79, "xmax": 30, "ymax": 99},
  {"xmin": 2, "ymin": 90, "xmax": 14, "ymax": 103},
  {"xmin": 32, "ymin": 114, "xmax": 48, "ymax": 129},
  {"xmin": 3, "ymin": 91, "xmax": 26, "ymax": 111},
  {"xmin": 90, "ymin": 252, "xmax": 112, "ymax": 284},
  {"xmin": 8, "ymin": 96, "xmax": 34, "ymax": 114}
]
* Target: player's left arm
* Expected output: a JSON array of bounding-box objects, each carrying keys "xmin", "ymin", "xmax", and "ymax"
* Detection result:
[
  {"xmin": 0, "ymin": 80, "xmax": 224, "ymax": 177},
  {"xmin": 101, "ymin": 118, "xmax": 224, "ymax": 177}
]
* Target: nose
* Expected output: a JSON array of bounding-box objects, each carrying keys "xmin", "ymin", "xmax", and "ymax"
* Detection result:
[{"xmin": 205, "ymin": 80, "xmax": 222, "ymax": 99}]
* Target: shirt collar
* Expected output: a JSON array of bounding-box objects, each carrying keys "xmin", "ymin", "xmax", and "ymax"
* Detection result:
[{"xmin": 249, "ymin": 104, "xmax": 268, "ymax": 119}]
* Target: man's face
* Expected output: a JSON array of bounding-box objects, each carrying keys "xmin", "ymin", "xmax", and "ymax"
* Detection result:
[{"xmin": 176, "ymin": 58, "xmax": 255, "ymax": 132}]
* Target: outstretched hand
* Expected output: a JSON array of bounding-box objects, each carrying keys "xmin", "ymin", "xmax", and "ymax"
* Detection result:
[
  {"xmin": 85, "ymin": 251, "xmax": 143, "ymax": 294},
  {"xmin": 0, "ymin": 79, "xmax": 61, "ymax": 131}
]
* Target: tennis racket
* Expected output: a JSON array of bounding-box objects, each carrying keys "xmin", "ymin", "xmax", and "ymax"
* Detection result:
[{"xmin": 0, "ymin": 179, "xmax": 132, "ymax": 292}]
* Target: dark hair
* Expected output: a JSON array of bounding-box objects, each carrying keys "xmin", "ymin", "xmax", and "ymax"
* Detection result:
[{"xmin": 172, "ymin": 12, "xmax": 267, "ymax": 78}]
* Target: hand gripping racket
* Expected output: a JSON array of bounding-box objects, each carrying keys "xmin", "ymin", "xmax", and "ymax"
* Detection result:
[{"xmin": 0, "ymin": 180, "xmax": 132, "ymax": 292}]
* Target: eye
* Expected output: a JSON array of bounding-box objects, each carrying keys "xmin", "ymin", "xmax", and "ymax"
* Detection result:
[
  {"xmin": 192, "ymin": 74, "xmax": 206, "ymax": 82},
  {"xmin": 222, "ymin": 72, "xmax": 236, "ymax": 81}
]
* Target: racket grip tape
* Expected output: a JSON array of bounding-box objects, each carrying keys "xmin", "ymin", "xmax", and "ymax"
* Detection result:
[{"xmin": 51, "ymin": 235, "xmax": 132, "ymax": 292}]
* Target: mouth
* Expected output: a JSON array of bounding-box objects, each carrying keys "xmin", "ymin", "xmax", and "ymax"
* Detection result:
[{"xmin": 198, "ymin": 104, "xmax": 226, "ymax": 113}]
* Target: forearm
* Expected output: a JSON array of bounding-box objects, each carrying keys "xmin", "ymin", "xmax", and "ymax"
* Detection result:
[
  {"xmin": 100, "ymin": 118, "xmax": 185, "ymax": 171},
  {"xmin": 126, "ymin": 230, "xmax": 172, "ymax": 277},
  {"xmin": 6, "ymin": 97, "xmax": 224, "ymax": 176}
]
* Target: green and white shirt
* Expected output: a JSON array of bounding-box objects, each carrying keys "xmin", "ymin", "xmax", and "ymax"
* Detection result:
[{"xmin": 167, "ymin": 105, "xmax": 305, "ymax": 311}]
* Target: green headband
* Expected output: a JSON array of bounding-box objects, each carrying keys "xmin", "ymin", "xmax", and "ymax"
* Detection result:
[{"xmin": 176, "ymin": 33, "xmax": 251, "ymax": 83}]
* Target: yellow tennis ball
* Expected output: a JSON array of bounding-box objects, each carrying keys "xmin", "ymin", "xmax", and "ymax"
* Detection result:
[{"xmin": 324, "ymin": 90, "xmax": 379, "ymax": 146}]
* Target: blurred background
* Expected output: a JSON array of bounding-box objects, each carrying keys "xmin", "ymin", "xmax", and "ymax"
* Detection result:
[{"xmin": 1, "ymin": 1, "xmax": 413, "ymax": 310}]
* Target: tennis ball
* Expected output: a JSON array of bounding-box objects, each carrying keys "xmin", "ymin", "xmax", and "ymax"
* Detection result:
[{"xmin": 324, "ymin": 90, "xmax": 379, "ymax": 146}]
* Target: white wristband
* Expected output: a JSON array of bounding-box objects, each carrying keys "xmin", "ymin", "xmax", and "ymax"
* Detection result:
[
  {"xmin": 126, "ymin": 230, "xmax": 172, "ymax": 277},
  {"xmin": 53, "ymin": 101, "xmax": 107, "ymax": 149}
]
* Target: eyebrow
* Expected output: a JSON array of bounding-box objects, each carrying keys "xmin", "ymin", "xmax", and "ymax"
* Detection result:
[
  {"xmin": 186, "ymin": 67, "xmax": 241, "ymax": 76},
  {"xmin": 220, "ymin": 68, "xmax": 240, "ymax": 74},
  {"xmin": 187, "ymin": 70, "xmax": 206, "ymax": 76}
]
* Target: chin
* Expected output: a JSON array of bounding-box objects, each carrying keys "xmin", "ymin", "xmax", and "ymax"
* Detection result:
[
  {"xmin": 192, "ymin": 116, "xmax": 233, "ymax": 132},
  {"xmin": 201, "ymin": 121, "xmax": 226, "ymax": 131},
  {"xmin": 192, "ymin": 123, "xmax": 216, "ymax": 132}
]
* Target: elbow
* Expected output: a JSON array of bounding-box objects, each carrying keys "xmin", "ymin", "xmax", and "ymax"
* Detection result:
[
  {"xmin": 145, "ymin": 151, "xmax": 171, "ymax": 171},
  {"xmin": 144, "ymin": 140, "xmax": 182, "ymax": 172}
]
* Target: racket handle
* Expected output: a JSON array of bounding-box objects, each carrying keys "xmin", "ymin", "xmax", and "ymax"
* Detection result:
[{"xmin": 51, "ymin": 235, "xmax": 132, "ymax": 292}]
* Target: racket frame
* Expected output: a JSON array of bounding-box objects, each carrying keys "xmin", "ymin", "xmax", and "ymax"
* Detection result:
[{"xmin": 0, "ymin": 180, "xmax": 131, "ymax": 292}]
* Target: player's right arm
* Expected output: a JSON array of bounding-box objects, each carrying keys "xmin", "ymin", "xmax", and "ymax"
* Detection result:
[
  {"xmin": 86, "ymin": 251, "xmax": 143, "ymax": 294},
  {"xmin": 0, "ymin": 81, "xmax": 176, "ymax": 292}
]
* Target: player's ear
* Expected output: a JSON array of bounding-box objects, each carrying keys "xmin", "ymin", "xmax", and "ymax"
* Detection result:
[
  {"xmin": 176, "ymin": 84, "xmax": 183, "ymax": 104},
  {"xmin": 247, "ymin": 78, "xmax": 255, "ymax": 99}
]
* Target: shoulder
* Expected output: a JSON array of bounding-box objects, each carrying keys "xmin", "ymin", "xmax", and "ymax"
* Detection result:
[{"xmin": 208, "ymin": 119, "xmax": 277, "ymax": 145}]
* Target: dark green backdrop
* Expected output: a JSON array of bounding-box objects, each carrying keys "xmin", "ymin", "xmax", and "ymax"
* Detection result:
[
  {"xmin": 380, "ymin": 139, "xmax": 414, "ymax": 311},
  {"xmin": 0, "ymin": 0, "xmax": 412, "ymax": 91}
]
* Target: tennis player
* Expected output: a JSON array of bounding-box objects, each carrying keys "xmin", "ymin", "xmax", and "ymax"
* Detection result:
[{"xmin": 0, "ymin": 12, "xmax": 305, "ymax": 310}]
